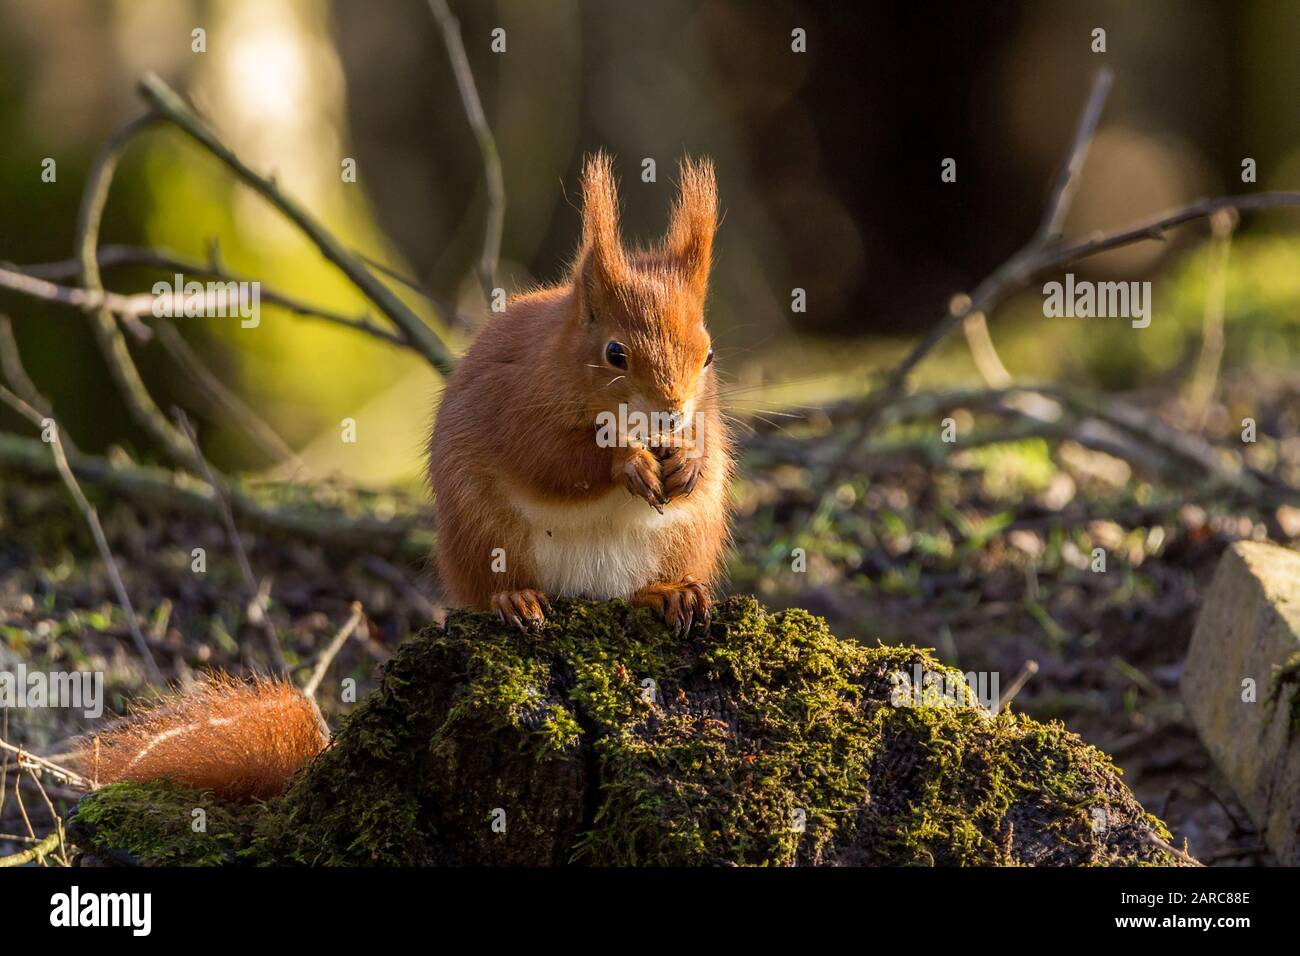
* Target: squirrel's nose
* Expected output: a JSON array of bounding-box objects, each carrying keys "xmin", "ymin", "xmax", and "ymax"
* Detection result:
[{"xmin": 649, "ymin": 408, "xmax": 684, "ymax": 435}]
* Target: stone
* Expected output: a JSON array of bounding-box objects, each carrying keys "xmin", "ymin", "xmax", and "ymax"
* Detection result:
[{"xmin": 1182, "ymin": 540, "xmax": 1300, "ymax": 863}]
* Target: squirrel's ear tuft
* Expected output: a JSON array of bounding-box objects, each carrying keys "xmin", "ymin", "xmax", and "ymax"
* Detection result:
[
  {"xmin": 580, "ymin": 152, "xmax": 629, "ymax": 289},
  {"xmin": 666, "ymin": 156, "xmax": 718, "ymax": 294}
]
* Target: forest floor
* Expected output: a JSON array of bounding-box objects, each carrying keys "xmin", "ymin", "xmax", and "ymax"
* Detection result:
[{"xmin": 2, "ymin": 366, "xmax": 1298, "ymax": 866}]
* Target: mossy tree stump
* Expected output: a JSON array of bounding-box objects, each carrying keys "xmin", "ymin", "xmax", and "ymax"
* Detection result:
[{"xmin": 69, "ymin": 597, "xmax": 1183, "ymax": 866}]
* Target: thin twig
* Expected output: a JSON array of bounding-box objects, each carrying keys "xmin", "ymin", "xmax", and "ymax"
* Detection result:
[
  {"xmin": 1, "ymin": 263, "xmax": 408, "ymax": 355},
  {"xmin": 138, "ymin": 73, "xmax": 457, "ymax": 374},
  {"xmin": 25, "ymin": 768, "xmax": 68, "ymax": 866},
  {"xmin": 879, "ymin": 68, "xmax": 1117, "ymax": 405},
  {"xmin": 0, "ymin": 264, "xmax": 153, "ymax": 322},
  {"xmin": 0, "ymin": 385, "xmax": 164, "ymax": 685},
  {"xmin": 953, "ymin": 69, "xmax": 1108, "ymax": 416},
  {"xmin": 303, "ymin": 602, "xmax": 365, "ymax": 701},
  {"xmin": 1039, "ymin": 383, "xmax": 1258, "ymax": 490},
  {"xmin": 0, "ymin": 830, "xmax": 60, "ymax": 868},
  {"xmin": 0, "ymin": 314, "xmax": 76, "ymax": 455},
  {"xmin": 1186, "ymin": 208, "xmax": 1237, "ymax": 430},
  {"xmin": 354, "ymin": 250, "xmax": 468, "ymax": 325},
  {"xmin": 429, "ymin": 0, "xmax": 506, "ymax": 303},
  {"xmin": 1146, "ymin": 830, "xmax": 1204, "ymax": 867},
  {"xmin": 6, "ymin": 246, "xmax": 411, "ymax": 349},
  {"xmin": 12, "ymin": 768, "xmax": 34, "ymax": 842},
  {"xmin": 1037, "ymin": 67, "xmax": 1113, "ymax": 242},
  {"xmin": 961, "ymin": 310, "xmax": 1013, "ymax": 389},
  {"xmin": 997, "ymin": 659, "xmax": 1039, "ymax": 712},
  {"xmin": 0, "ymin": 315, "xmax": 51, "ymax": 418},
  {"xmin": 173, "ymin": 408, "xmax": 288, "ymax": 677},
  {"xmin": 75, "ymin": 113, "xmax": 206, "ymax": 473}
]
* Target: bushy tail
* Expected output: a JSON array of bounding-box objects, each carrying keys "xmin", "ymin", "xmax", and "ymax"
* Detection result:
[{"xmin": 75, "ymin": 675, "xmax": 328, "ymax": 800}]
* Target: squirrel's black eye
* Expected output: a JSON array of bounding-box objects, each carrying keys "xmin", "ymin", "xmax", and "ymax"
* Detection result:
[
  {"xmin": 703, "ymin": 348, "xmax": 714, "ymax": 368},
  {"xmin": 605, "ymin": 340, "xmax": 628, "ymax": 369}
]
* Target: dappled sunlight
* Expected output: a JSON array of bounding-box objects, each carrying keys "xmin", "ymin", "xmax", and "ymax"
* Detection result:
[{"xmin": 136, "ymin": 0, "xmax": 439, "ymax": 482}]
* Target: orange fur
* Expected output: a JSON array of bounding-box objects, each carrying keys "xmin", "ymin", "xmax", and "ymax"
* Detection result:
[
  {"xmin": 428, "ymin": 153, "xmax": 732, "ymax": 620},
  {"xmin": 75, "ymin": 675, "xmax": 327, "ymax": 801}
]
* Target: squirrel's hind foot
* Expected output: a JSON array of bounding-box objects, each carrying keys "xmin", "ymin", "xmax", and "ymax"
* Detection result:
[
  {"xmin": 632, "ymin": 577, "xmax": 711, "ymax": 637},
  {"xmin": 491, "ymin": 589, "xmax": 551, "ymax": 632}
]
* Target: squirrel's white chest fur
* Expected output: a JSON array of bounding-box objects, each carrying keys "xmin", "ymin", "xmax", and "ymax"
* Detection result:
[{"xmin": 508, "ymin": 487, "xmax": 690, "ymax": 600}]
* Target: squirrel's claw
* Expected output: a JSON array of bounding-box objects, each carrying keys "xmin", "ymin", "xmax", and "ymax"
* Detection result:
[
  {"xmin": 491, "ymin": 589, "xmax": 550, "ymax": 631},
  {"xmin": 659, "ymin": 446, "xmax": 704, "ymax": 502},
  {"xmin": 618, "ymin": 446, "xmax": 666, "ymax": 511},
  {"xmin": 631, "ymin": 577, "xmax": 711, "ymax": 637}
]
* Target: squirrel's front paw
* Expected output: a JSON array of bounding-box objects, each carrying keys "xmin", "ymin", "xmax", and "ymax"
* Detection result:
[
  {"xmin": 655, "ymin": 445, "xmax": 704, "ymax": 501},
  {"xmin": 616, "ymin": 446, "xmax": 666, "ymax": 513},
  {"xmin": 632, "ymin": 577, "xmax": 711, "ymax": 637},
  {"xmin": 491, "ymin": 589, "xmax": 550, "ymax": 631}
]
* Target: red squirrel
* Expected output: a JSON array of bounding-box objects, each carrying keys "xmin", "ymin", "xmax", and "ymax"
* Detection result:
[
  {"xmin": 77, "ymin": 675, "xmax": 326, "ymax": 801},
  {"xmin": 428, "ymin": 153, "xmax": 732, "ymax": 633},
  {"xmin": 73, "ymin": 155, "xmax": 731, "ymax": 801}
]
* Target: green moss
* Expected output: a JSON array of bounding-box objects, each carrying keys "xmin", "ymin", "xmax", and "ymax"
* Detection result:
[
  {"xmin": 69, "ymin": 597, "xmax": 1183, "ymax": 866},
  {"xmin": 67, "ymin": 780, "xmax": 256, "ymax": 866}
]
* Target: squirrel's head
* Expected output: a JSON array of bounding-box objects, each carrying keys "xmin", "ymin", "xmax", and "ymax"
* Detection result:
[{"xmin": 573, "ymin": 152, "xmax": 717, "ymax": 441}]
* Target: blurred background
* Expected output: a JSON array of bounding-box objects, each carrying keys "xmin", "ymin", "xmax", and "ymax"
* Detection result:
[
  {"xmin": 2, "ymin": 0, "xmax": 1300, "ymax": 866},
  {"xmin": 2, "ymin": 0, "xmax": 1298, "ymax": 484}
]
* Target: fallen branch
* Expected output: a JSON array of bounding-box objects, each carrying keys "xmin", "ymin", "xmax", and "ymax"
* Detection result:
[
  {"xmin": 6, "ymin": 244, "xmax": 410, "ymax": 349},
  {"xmin": 844, "ymin": 67, "xmax": 1300, "ymax": 460},
  {"xmin": 749, "ymin": 381, "xmax": 1297, "ymax": 505},
  {"xmin": 0, "ymin": 829, "xmax": 59, "ymax": 867},
  {"xmin": 138, "ymin": 72, "xmax": 458, "ymax": 374},
  {"xmin": 75, "ymin": 113, "xmax": 202, "ymax": 473},
  {"xmin": 0, "ymin": 430, "xmax": 431, "ymax": 559}
]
